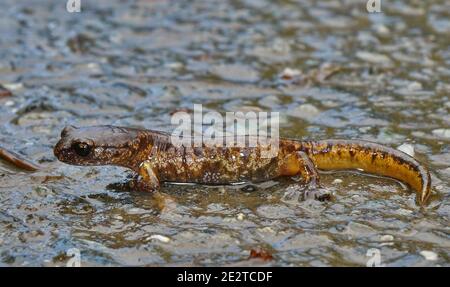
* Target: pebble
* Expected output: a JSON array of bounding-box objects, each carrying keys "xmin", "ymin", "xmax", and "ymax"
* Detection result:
[
  {"xmin": 210, "ymin": 64, "xmax": 259, "ymax": 83},
  {"xmin": 4, "ymin": 100, "xmax": 15, "ymax": 107},
  {"xmin": 397, "ymin": 143, "xmax": 414, "ymax": 157},
  {"xmin": 345, "ymin": 222, "xmax": 376, "ymax": 235},
  {"xmin": 280, "ymin": 67, "xmax": 301, "ymax": 80},
  {"xmin": 432, "ymin": 129, "xmax": 450, "ymax": 139},
  {"xmin": 406, "ymin": 81, "xmax": 423, "ymax": 91},
  {"xmin": 2, "ymin": 83, "xmax": 23, "ymax": 91},
  {"xmin": 356, "ymin": 51, "xmax": 392, "ymax": 65},
  {"xmin": 258, "ymin": 226, "xmax": 275, "ymax": 234},
  {"xmin": 440, "ymin": 167, "xmax": 450, "ymax": 177},
  {"xmin": 148, "ymin": 234, "xmax": 171, "ymax": 243},
  {"xmin": 397, "ymin": 208, "xmax": 414, "ymax": 216},
  {"xmin": 288, "ymin": 104, "xmax": 320, "ymax": 120},
  {"xmin": 380, "ymin": 234, "xmax": 394, "ymax": 246},
  {"xmin": 165, "ymin": 62, "xmax": 184, "ymax": 69},
  {"xmin": 34, "ymin": 186, "xmax": 53, "ymax": 197},
  {"xmin": 374, "ymin": 24, "xmax": 390, "ymax": 36},
  {"xmin": 126, "ymin": 207, "xmax": 147, "ymax": 215},
  {"xmin": 86, "ymin": 62, "xmax": 101, "ymax": 73},
  {"xmin": 259, "ymin": 95, "xmax": 281, "ymax": 108},
  {"xmin": 271, "ymin": 39, "xmax": 291, "ymax": 53},
  {"xmin": 380, "ymin": 234, "xmax": 394, "ymax": 241},
  {"xmin": 420, "ymin": 250, "xmax": 438, "ymax": 261},
  {"xmin": 332, "ymin": 179, "xmax": 343, "ymax": 184},
  {"xmin": 236, "ymin": 213, "xmax": 245, "ymax": 221}
]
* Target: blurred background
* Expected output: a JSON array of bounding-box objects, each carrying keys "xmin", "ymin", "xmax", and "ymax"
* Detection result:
[{"xmin": 0, "ymin": 0, "xmax": 448, "ymax": 266}]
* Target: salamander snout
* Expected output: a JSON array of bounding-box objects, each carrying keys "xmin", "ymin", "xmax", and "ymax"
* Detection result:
[{"xmin": 54, "ymin": 128, "xmax": 96, "ymax": 165}]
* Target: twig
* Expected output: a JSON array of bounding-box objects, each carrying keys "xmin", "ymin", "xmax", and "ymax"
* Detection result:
[{"xmin": 0, "ymin": 145, "xmax": 40, "ymax": 171}]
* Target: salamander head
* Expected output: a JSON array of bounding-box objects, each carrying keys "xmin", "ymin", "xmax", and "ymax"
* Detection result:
[{"xmin": 54, "ymin": 125, "xmax": 143, "ymax": 168}]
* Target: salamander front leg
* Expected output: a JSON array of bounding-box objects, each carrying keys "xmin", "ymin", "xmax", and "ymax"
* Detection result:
[
  {"xmin": 296, "ymin": 151, "xmax": 319, "ymax": 188},
  {"xmin": 299, "ymin": 151, "xmax": 332, "ymax": 201},
  {"xmin": 281, "ymin": 151, "xmax": 331, "ymax": 202},
  {"xmin": 106, "ymin": 161, "xmax": 160, "ymax": 192},
  {"xmin": 135, "ymin": 161, "xmax": 161, "ymax": 192}
]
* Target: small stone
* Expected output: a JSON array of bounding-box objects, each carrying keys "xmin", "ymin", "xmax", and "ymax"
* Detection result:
[
  {"xmin": 435, "ymin": 185, "xmax": 444, "ymax": 191},
  {"xmin": 397, "ymin": 143, "xmax": 415, "ymax": 157},
  {"xmin": 86, "ymin": 63, "xmax": 101, "ymax": 72},
  {"xmin": 2, "ymin": 83, "xmax": 23, "ymax": 91},
  {"xmin": 380, "ymin": 234, "xmax": 394, "ymax": 241},
  {"xmin": 272, "ymin": 39, "xmax": 291, "ymax": 53},
  {"xmin": 148, "ymin": 234, "xmax": 171, "ymax": 243},
  {"xmin": 420, "ymin": 250, "xmax": 438, "ymax": 261},
  {"xmin": 126, "ymin": 207, "xmax": 147, "ymax": 215},
  {"xmin": 210, "ymin": 64, "xmax": 259, "ymax": 83},
  {"xmin": 397, "ymin": 208, "xmax": 414, "ymax": 216},
  {"xmin": 356, "ymin": 51, "xmax": 392, "ymax": 65},
  {"xmin": 288, "ymin": 104, "xmax": 320, "ymax": 120},
  {"xmin": 440, "ymin": 168, "xmax": 450, "ymax": 177},
  {"xmin": 358, "ymin": 126, "xmax": 371, "ymax": 133},
  {"xmin": 432, "ymin": 129, "xmax": 450, "ymax": 139},
  {"xmin": 166, "ymin": 62, "xmax": 183, "ymax": 69},
  {"xmin": 332, "ymin": 179, "xmax": 343, "ymax": 184},
  {"xmin": 375, "ymin": 24, "xmax": 390, "ymax": 36},
  {"xmin": 237, "ymin": 213, "xmax": 245, "ymax": 221},
  {"xmin": 345, "ymin": 221, "xmax": 376, "ymax": 235},
  {"xmin": 380, "ymin": 234, "xmax": 394, "ymax": 246},
  {"xmin": 4, "ymin": 100, "xmax": 15, "ymax": 107},
  {"xmin": 280, "ymin": 67, "xmax": 302, "ymax": 80},
  {"xmin": 258, "ymin": 226, "xmax": 275, "ymax": 234},
  {"xmin": 34, "ymin": 186, "xmax": 52, "ymax": 197},
  {"xmin": 259, "ymin": 95, "xmax": 280, "ymax": 108},
  {"xmin": 407, "ymin": 82, "xmax": 422, "ymax": 91}
]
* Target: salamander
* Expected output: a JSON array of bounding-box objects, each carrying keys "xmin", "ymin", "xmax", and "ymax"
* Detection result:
[{"xmin": 54, "ymin": 125, "xmax": 432, "ymax": 205}]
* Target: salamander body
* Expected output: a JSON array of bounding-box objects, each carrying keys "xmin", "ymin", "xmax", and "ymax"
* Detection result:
[{"xmin": 54, "ymin": 125, "xmax": 431, "ymax": 204}]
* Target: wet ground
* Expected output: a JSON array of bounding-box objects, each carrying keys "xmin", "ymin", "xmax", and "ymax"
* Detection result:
[{"xmin": 0, "ymin": 0, "xmax": 449, "ymax": 266}]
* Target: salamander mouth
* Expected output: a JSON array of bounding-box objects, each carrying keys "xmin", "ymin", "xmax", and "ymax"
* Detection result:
[
  {"xmin": 53, "ymin": 139, "xmax": 65, "ymax": 160},
  {"xmin": 53, "ymin": 140, "xmax": 75, "ymax": 164}
]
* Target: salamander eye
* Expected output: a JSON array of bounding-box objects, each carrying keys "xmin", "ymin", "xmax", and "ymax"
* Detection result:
[{"xmin": 72, "ymin": 142, "xmax": 92, "ymax": 157}]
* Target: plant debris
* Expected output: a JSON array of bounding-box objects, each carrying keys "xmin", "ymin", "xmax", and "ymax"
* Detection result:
[
  {"xmin": 0, "ymin": 145, "xmax": 41, "ymax": 171},
  {"xmin": 0, "ymin": 85, "xmax": 13, "ymax": 97},
  {"xmin": 249, "ymin": 248, "xmax": 273, "ymax": 261}
]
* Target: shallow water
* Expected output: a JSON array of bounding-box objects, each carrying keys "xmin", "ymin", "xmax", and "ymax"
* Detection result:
[{"xmin": 0, "ymin": 0, "xmax": 448, "ymax": 266}]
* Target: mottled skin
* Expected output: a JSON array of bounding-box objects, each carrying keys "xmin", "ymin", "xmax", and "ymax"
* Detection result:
[{"xmin": 54, "ymin": 125, "xmax": 432, "ymax": 205}]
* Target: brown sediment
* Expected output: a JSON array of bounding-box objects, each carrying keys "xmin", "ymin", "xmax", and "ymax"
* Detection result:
[
  {"xmin": 0, "ymin": 145, "xmax": 40, "ymax": 171},
  {"xmin": 297, "ymin": 139, "xmax": 431, "ymax": 205}
]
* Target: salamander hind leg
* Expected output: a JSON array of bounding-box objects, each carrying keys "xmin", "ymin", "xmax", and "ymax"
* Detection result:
[{"xmin": 280, "ymin": 151, "xmax": 331, "ymax": 202}]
